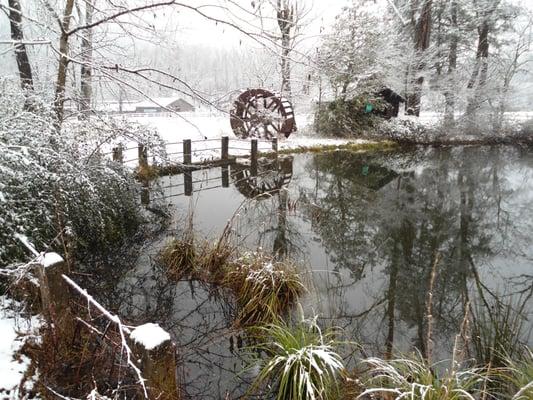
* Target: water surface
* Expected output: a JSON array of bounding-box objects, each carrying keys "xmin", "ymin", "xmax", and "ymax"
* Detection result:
[{"xmin": 107, "ymin": 146, "xmax": 533, "ymax": 398}]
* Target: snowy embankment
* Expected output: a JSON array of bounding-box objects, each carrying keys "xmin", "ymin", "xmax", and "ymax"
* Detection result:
[
  {"xmin": 114, "ymin": 111, "xmax": 378, "ymax": 167},
  {"xmin": 0, "ymin": 298, "xmax": 39, "ymax": 398}
]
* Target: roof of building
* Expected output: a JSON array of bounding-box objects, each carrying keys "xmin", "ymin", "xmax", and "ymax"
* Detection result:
[{"xmin": 134, "ymin": 97, "xmax": 193, "ymax": 109}]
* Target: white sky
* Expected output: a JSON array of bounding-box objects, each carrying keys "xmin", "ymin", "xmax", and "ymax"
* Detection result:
[
  {"xmin": 170, "ymin": 0, "xmax": 533, "ymax": 49},
  {"xmin": 164, "ymin": 0, "xmax": 351, "ymax": 48}
]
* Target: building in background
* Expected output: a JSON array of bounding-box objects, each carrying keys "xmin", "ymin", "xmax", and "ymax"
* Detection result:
[{"xmin": 134, "ymin": 97, "xmax": 195, "ymax": 113}]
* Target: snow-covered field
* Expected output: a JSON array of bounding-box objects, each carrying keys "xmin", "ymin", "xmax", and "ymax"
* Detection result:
[
  {"xmin": 115, "ymin": 112, "xmax": 374, "ymax": 166},
  {"xmin": 113, "ymin": 109, "xmax": 533, "ymax": 167},
  {"xmin": 416, "ymin": 111, "xmax": 533, "ymax": 126}
]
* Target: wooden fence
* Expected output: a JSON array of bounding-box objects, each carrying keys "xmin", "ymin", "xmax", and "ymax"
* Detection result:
[
  {"xmin": 111, "ymin": 136, "xmax": 279, "ymax": 172},
  {"xmin": 110, "ymin": 136, "xmax": 280, "ymax": 201}
]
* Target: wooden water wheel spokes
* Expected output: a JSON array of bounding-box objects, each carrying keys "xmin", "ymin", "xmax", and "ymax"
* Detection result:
[
  {"xmin": 231, "ymin": 156, "xmax": 294, "ymax": 199},
  {"xmin": 230, "ymin": 89, "xmax": 296, "ymax": 139}
]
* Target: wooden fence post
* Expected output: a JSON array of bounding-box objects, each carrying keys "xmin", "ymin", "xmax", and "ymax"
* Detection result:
[
  {"xmin": 130, "ymin": 323, "xmax": 180, "ymax": 400},
  {"xmin": 184, "ymin": 171, "xmax": 193, "ymax": 196},
  {"xmin": 36, "ymin": 253, "xmax": 71, "ymax": 321},
  {"xmin": 183, "ymin": 139, "xmax": 192, "ymax": 165},
  {"xmin": 221, "ymin": 136, "xmax": 229, "ymax": 161},
  {"xmin": 251, "ymin": 138, "xmax": 258, "ymax": 177},
  {"xmin": 221, "ymin": 165, "xmax": 229, "ymax": 188},
  {"xmin": 138, "ymin": 144, "xmax": 148, "ymax": 168},
  {"xmin": 272, "ymin": 137, "xmax": 278, "ymax": 153},
  {"xmin": 112, "ymin": 145, "xmax": 124, "ymax": 163}
]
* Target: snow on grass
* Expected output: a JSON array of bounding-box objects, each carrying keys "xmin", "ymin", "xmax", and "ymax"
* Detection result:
[
  {"xmin": 130, "ymin": 323, "xmax": 170, "ymax": 350},
  {"xmin": 0, "ymin": 297, "xmax": 40, "ymax": 399}
]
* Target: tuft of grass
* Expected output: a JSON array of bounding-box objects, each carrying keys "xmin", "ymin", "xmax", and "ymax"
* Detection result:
[
  {"xmin": 467, "ymin": 297, "xmax": 531, "ymax": 399},
  {"xmin": 135, "ymin": 163, "xmax": 160, "ymax": 181},
  {"xmin": 159, "ymin": 236, "xmax": 197, "ymax": 281},
  {"xmin": 501, "ymin": 348, "xmax": 533, "ymax": 400},
  {"xmin": 469, "ymin": 299, "xmax": 529, "ymax": 370},
  {"xmin": 224, "ymin": 253, "xmax": 306, "ymax": 327},
  {"xmin": 359, "ymin": 354, "xmax": 488, "ymax": 400},
  {"xmin": 249, "ymin": 317, "xmax": 346, "ymax": 400},
  {"xmin": 159, "ymin": 237, "xmax": 306, "ymax": 327}
]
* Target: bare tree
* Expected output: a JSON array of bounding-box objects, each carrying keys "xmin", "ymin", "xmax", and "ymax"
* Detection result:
[
  {"xmin": 444, "ymin": 0, "xmax": 459, "ymax": 125},
  {"xmin": 6, "ymin": 0, "xmax": 34, "ymax": 109},
  {"xmin": 80, "ymin": 0, "xmax": 94, "ymax": 116},
  {"xmin": 406, "ymin": 0, "xmax": 433, "ymax": 116},
  {"xmin": 276, "ymin": 0, "xmax": 296, "ymax": 98},
  {"xmin": 53, "ymin": 0, "xmax": 76, "ymax": 125}
]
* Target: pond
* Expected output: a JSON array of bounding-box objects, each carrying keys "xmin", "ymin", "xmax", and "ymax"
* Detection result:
[{"xmin": 105, "ymin": 146, "xmax": 533, "ymax": 399}]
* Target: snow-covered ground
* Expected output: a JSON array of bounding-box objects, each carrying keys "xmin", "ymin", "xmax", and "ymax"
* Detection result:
[
  {"xmin": 0, "ymin": 297, "xmax": 39, "ymax": 399},
  {"xmin": 108, "ymin": 109, "xmax": 532, "ymax": 166},
  {"xmin": 416, "ymin": 110, "xmax": 533, "ymax": 126},
  {"xmin": 114, "ymin": 112, "xmax": 376, "ymax": 167}
]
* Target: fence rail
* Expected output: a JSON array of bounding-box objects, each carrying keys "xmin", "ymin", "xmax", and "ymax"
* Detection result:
[
  {"xmin": 109, "ymin": 136, "xmax": 282, "ymax": 203},
  {"xmin": 112, "ymin": 136, "xmax": 279, "ymax": 171}
]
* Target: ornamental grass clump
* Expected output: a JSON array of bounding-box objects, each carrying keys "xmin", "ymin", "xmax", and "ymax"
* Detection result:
[
  {"xmin": 159, "ymin": 236, "xmax": 197, "ymax": 280},
  {"xmin": 225, "ymin": 252, "xmax": 306, "ymax": 327},
  {"xmin": 504, "ymin": 348, "xmax": 533, "ymax": 400},
  {"xmin": 159, "ymin": 236, "xmax": 305, "ymax": 327},
  {"xmin": 358, "ymin": 355, "xmax": 488, "ymax": 400},
  {"xmin": 249, "ymin": 317, "xmax": 346, "ymax": 400},
  {"xmin": 159, "ymin": 231, "xmax": 236, "ymax": 283}
]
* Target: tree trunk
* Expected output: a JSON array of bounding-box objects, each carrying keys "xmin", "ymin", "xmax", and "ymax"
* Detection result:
[
  {"xmin": 465, "ymin": 13, "xmax": 492, "ymax": 118},
  {"xmin": 406, "ymin": 0, "xmax": 433, "ymax": 116},
  {"xmin": 80, "ymin": 0, "xmax": 94, "ymax": 116},
  {"xmin": 444, "ymin": 0, "xmax": 458, "ymax": 125},
  {"xmin": 277, "ymin": 1, "xmax": 294, "ymax": 99},
  {"xmin": 54, "ymin": 0, "xmax": 76, "ymax": 127},
  {"xmin": 280, "ymin": 33, "xmax": 291, "ymax": 97},
  {"xmin": 8, "ymin": 0, "xmax": 34, "ymax": 109}
]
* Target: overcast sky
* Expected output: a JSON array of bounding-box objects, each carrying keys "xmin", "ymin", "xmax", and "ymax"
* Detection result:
[
  {"xmin": 168, "ymin": 0, "xmax": 533, "ymax": 49},
  {"xmin": 164, "ymin": 0, "xmax": 351, "ymax": 48}
]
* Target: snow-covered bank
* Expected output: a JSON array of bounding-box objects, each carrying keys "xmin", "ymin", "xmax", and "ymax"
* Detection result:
[
  {"xmin": 115, "ymin": 113, "xmax": 388, "ymax": 166},
  {"xmin": 0, "ymin": 298, "xmax": 39, "ymax": 399}
]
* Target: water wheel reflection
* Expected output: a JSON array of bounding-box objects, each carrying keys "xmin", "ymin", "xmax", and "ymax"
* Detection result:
[{"xmin": 231, "ymin": 156, "xmax": 294, "ymax": 199}]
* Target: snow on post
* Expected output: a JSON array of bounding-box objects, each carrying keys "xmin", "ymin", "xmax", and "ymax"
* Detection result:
[
  {"xmin": 36, "ymin": 252, "xmax": 71, "ymax": 321},
  {"xmin": 138, "ymin": 144, "xmax": 148, "ymax": 169},
  {"xmin": 129, "ymin": 323, "xmax": 180, "ymax": 400}
]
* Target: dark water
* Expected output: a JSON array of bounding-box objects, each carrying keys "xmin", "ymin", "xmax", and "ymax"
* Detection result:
[{"xmin": 110, "ymin": 146, "xmax": 533, "ymax": 399}]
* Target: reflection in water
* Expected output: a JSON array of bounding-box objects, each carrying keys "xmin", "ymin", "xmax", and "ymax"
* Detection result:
[
  {"xmin": 83, "ymin": 147, "xmax": 533, "ymax": 399},
  {"xmin": 231, "ymin": 156, "xmax": 294, "ymax": 200},
  {"xmin": 301, "ymin": 147, "xmax": 533, "ymax": 360}
]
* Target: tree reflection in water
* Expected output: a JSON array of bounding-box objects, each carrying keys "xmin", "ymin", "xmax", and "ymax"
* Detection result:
[
  {"xmin": 300, "ymin": 147, "xmax": 533, "ymax": 360},
  {"xmin": 77, "ymin": 147, "xmax": 533, "ymax": 399}
]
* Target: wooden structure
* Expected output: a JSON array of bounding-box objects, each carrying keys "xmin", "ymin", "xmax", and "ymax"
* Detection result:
[
  {"xmin": 134, "ymin": 97, "xmax": 195, "ymax": 113},
  {"xmin": 377, "ymin": 88, "xmax": 405, "ymax": 118},
  {"xmin": 230, "ymin": 89, "xmax": 296, "ymax": 139},
  {"xmin": 109, "ymin": 136, "xmax": 290, "ymax": 201}
]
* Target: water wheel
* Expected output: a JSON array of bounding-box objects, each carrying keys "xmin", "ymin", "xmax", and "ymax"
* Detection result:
[{"xmin": 230, "ymin": 89, "xmax": 296, "ymax": 139}]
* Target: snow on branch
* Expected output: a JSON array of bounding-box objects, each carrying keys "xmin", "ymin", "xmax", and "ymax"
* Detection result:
[
  {"xmin": 0, "ymin": 40, "xmax": 51, "ymax": 45},
  {"xmin": 62, "ymin": 274, "xmax": 149, "ymax": 398}
]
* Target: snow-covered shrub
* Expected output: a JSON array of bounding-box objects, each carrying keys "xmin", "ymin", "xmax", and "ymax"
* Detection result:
[
  {"xmin": 379, "ymin": 117, "xmax": 430, "ymax": 142},
  {"xmin": 0, "ymin": 83, "xmax": 165, "ymax": 265},
  {"xmin": 314, "ymin": 96, "xmax": 386, "ymax": 137}
]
